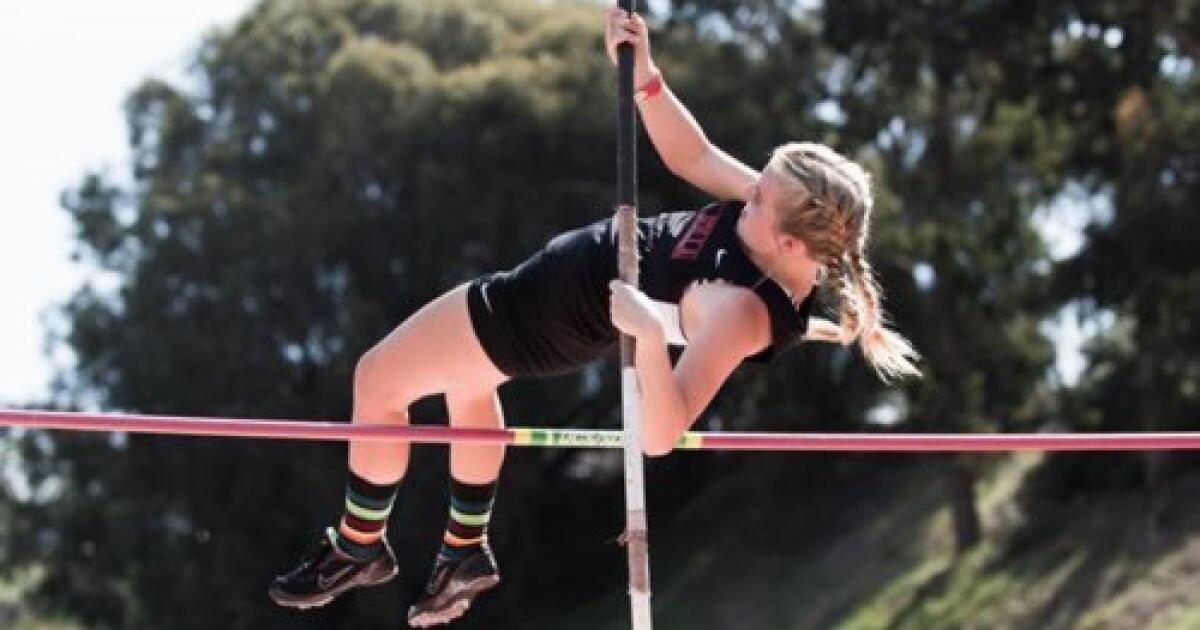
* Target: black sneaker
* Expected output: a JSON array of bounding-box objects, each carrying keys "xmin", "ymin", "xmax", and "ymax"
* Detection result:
[
  {"xmin": 406, "ymin": 544, "xmax": 501, "ymax": 627},
  {"xmin": 269, "ymin": 527, "xmax": 398, "ymax": 609}
]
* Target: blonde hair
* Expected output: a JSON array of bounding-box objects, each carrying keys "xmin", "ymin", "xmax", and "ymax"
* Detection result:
[{"xmin": 766, "ymin": 142, "xmax": 922, "ymax": 383}]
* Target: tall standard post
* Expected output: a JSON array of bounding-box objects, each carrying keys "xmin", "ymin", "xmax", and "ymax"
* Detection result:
[{"xmin": 614, "ymin": 1, "xmax": 653, "ymax": 628}]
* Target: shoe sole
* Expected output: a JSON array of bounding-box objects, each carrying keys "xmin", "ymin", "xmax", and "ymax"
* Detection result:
[
  {"xmin": 407, "ymin": 575, "xmax": 501, "ymax": 627},
  {"xmin": 269, "ymin": 564, "xmax": 399, "ymax": 610}
]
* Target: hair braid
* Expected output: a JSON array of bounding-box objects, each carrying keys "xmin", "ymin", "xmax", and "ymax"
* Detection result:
[
  {"xmin": 846, "ymin": 247, "xmax": 921, "ymax": 382},
  {"xmin": 766, "ymin": 141, "xmax": 922, "ymax": 382}
]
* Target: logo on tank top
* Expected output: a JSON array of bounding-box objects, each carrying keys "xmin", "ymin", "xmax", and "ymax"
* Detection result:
[
  {"xmin": 671, "ymin": 207, "xmax": 720, "ymax": 261},
  {"xmin": 480, "ymin": 282, "xmax": 494, "ymax": 313},
  {"xmin": 715, "ymin": 248, "xmax": 727, "ymax": 269}
]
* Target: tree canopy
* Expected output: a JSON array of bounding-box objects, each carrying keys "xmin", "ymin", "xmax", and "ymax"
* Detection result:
[{"xmin": 3, "ymin": 0, "xmax": 1197, "ymax": 627}]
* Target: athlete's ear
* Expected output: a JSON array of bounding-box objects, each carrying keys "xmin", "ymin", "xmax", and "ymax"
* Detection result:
[{"xmin": 778, "ymin": 233, "xmax": 808, "ymax": 259}]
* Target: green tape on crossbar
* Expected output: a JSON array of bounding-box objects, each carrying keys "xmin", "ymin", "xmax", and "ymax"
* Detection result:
[{"xmin": 510, "ymin": 428, "xmax": 699, "ymax": 450}]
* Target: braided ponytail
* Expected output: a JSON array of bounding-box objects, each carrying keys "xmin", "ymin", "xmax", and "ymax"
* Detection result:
[
  {"xmin": 846, "ymin": 248, "xmax": 921, "ymax": 382},
  {"xmin": 767, "ymin": 142, "xmax": 921, "ymax": 382}
]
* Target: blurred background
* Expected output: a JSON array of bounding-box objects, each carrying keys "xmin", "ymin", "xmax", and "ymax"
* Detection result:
[{"xmin": 0, "ymin": 0, "xmax": 1197, "ymax": 628}]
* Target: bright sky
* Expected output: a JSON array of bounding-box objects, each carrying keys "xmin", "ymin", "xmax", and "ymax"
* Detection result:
[
  {"xmin": 0, "ymin": 0, "xmax": 257, "ymax": 405},
  {"xmin": 0, "ymin": 0, "xmax": 1091, "ymax": 409}
]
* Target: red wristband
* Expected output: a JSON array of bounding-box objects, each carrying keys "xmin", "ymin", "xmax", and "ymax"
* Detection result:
[{"xmin": 635, "ymin": 72, "xmax": 663, "ymax": 104}]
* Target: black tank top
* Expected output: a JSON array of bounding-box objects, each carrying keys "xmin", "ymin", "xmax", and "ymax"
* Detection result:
[
  {"xmin": 542, "ymin": 201, "xmax": 815, "ymax": 363},
  {"xmin": 634, "ymin": 201, "xmax": 814, "ymax": 362}
]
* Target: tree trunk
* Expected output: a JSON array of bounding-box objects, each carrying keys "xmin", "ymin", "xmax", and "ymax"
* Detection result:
[
  {"xmin": 1141, "ymin": 408, "xmax": 1169, "ymax": 540},
  {"xmin": 946, "ymin": 456, "xmax": 982, "ymax": 553}
]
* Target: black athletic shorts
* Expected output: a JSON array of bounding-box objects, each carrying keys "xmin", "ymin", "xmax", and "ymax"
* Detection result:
[{"xmin": 466, "ymin": 222, "xmax": 619, "ymax": 378}]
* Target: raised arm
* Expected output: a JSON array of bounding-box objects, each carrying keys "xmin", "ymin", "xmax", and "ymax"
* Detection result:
[{"xmin": 605, "ymin": 8, "xmax": 758, "ymax": 202}]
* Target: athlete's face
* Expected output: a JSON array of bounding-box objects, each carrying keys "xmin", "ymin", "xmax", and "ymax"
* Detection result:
[{"xmin": 743, "ymin": 170, "xmax": 807, "ymax": 261}]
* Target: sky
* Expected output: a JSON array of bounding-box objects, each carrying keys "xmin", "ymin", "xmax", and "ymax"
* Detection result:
[
  {"xmin": 0, "ymin": 0, "xmax": 1091, "ymax": 409},
  {"xmin": 0, "ymin": 0, "xmax": 257, "ymax": 406}
]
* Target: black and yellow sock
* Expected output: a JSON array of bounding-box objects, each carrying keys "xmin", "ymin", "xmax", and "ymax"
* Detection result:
[{"xmin": 438, "ymin": 478, "xmax": 496, "ymax": 562}]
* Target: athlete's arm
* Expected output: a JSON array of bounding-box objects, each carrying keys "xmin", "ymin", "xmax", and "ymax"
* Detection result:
[
  {"xmin": 605, "ymin": 8, "xmax": 758, "ymax": 202},
  {"xmin": 609, "ymin": 281, "xmax": 771, "ymax": 456},
  {"xmin": 662, "ymin": 144, "xmax": 759, "ymax": 203},
  {"xmin": 609, "ymin": 280, "xmax": 689, "ymax": 456},
  {"xmin": 640, "ymin": 292, "xmax": 771, "ymax": 456}
]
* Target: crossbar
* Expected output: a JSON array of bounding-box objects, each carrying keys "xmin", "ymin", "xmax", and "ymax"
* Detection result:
[{"xmin": 3, "ymin": 410, "xmax": 1199, "ymax": 452}]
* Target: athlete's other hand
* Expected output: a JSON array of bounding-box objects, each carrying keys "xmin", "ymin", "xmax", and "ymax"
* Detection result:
[
  {"xmin": 604, "ymin": 7, "xmax": 659, "ymax": 87},
  {"xmin": 609, "ymin": 280, "xmax": 665, "ymax": 341}
]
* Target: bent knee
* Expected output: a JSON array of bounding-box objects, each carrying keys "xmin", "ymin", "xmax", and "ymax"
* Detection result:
[{"xmin": 354, "ymin": 349, "xmax": 416, "ymax": 415}]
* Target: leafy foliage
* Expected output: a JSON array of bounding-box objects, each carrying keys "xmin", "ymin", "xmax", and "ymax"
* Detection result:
[{"xmin": 3, "ymin": 0, "xmax": 1196, "ymax": 627}]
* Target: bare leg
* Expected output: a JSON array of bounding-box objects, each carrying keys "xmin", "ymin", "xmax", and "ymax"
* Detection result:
[
  {"xmin": 407, "ymin": 389, "xmax": 506, "ymax": 628},
  {"xmin": 268, "ymin": 283, "xmax": 510, "ymax": 610},
  {"xmin": 350, "ymin": 283, "xmax": 508, "ymax": 484},
  {"xmin": 446, "ymin": 388, "xmax": 506, "ymax": 483}
]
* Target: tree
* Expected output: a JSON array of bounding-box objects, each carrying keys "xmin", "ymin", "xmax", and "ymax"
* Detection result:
[
  {"xmin": 668, "ymin": 0, "xmax": 1061, "ymax": 552},
  {"xmin": 1046, "ymin": 1, "xmax": 1200, "ymax": 496},
  {"xmin": 14, "ymin": 0, "xmax": 1186, "ymax": 627},
  {"xmin": 18, "ymin": 2, "xmax": 640, "ymax": 627}
]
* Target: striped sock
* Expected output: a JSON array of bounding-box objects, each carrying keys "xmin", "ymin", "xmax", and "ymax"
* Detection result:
[
  {"xmin": 438, "ymin": 478, "xmax": 496, "ymax": 562},
  {"xmin": 335, "ymin": 472, "xmax": 399, "ymax": 561}
]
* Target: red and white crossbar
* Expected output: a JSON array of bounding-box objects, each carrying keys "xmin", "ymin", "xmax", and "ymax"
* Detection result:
[{"xmin": 2, "ymin": 409, "xmax": 1200, "ymax": 452}]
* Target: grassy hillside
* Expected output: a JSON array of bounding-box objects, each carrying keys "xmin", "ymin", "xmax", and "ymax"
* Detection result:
[
  {"xmin": 835, "ymin": 456, "xmax": 1200, "ymax": 630},
  {"xmin": 10, "ymin": 454, "xmax": 1200, "ymax": 629},
  {"xmin": 560, "ymin": 453, "xmax": 1200, "ymax": 629}
]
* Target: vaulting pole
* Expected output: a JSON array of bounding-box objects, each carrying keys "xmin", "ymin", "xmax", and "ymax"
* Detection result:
[{"xmin": 614, "ymin": 0, "xmax": 653, "ymax": 627}]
